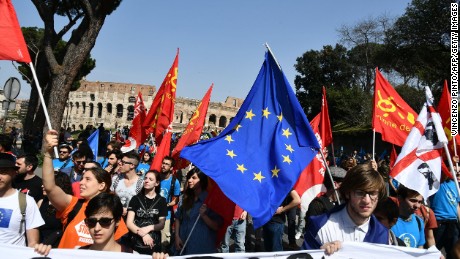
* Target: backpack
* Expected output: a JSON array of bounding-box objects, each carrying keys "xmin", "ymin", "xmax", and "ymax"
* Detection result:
[{"xmin": 18, "ymin": 192, "xmax": 26, "ymax": 234}]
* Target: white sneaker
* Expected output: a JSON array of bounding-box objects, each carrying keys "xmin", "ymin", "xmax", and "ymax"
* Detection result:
[{"xmin": 295, "ymin": 232, "xmax": 301, "ymax": 240}]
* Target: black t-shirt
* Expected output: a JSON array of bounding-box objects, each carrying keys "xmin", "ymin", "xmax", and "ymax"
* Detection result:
[
  {"xmin": 128, "ymin": 193, "xmax": 168, "ymax": 226},
  {"xmin": 13, "ymin": 174, "xmax": 44, "ymax": 202}
]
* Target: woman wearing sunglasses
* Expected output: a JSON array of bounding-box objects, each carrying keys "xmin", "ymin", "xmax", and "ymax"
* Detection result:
[
  {"xmin": 126, "ymin": 170, "xmax": 168, "ymax": 254},
  {"xmin": 41, "ymin": 130, "xmax": 129, "ymax": 249},
  {"xmin": 34, "ymin": 192, "xmax": 135, "ymax": 255}
]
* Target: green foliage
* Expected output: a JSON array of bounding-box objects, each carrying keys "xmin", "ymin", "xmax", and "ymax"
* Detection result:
[
  {"xmin": 294, "ymin": 0, "xmax": 452, "ymax": 130},
  {"xmin": 385, "ymin": 0, "xmax": 452, "ymax": 89},
  {"xmin": 294, "ymin": 44, "xmax": 357, "ymax": 118}
]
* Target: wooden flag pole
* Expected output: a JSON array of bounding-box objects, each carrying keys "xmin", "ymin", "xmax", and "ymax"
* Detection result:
[{"xmin": 29, "ymin": 62, "xmax": 59, "ymax": 158}]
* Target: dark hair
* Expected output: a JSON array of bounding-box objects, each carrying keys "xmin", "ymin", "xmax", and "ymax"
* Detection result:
[
  {"xmin": 54, "ymin": 172, "xmax": 73, "ymax": 195},
  {"xmin": 141, "ymin": 152, "xmax": 152, "ymax": 163},
  {"xmin": 85, "ymin": 193, "xmax": 123, "ymax": 223},
  {"xmin": 141, "ymin": 170, "xmax": 161, "ymax": 194},
  {"xmin": 339, "ymin": 163, "xmax": 386, "ymax": 201},
  {"xmin": 122, "ymin": 151, "xmax": 140, "ymax": 166},
  {"xmin": 107, "ymin": 140, "xmax": 122, "ymax": 151},
  {"xmin": 181, "ymin": 168, "xmax": 208, "ymax": 211},
  {"xmin": 84, "ymin": 167, "xmax": 112, "ymax": 193},
  {"xmin": 163, "ymin": 156, "xmax": 175, "ymax": 167},
  {"xmin": 0, "ymin": 134, "xmax": 13, "ymax": 152},
  {"xmin": 107, "ymin": 149, "xmax": 123, "ymax": 160},
  {"xmin": 72, "ymin": 150, "xmax": 89, "ymax": 160},
  {"xmin": 397, "ymin": 185, "xmax": 421, "ymax": 199},
  {"xmin": 17, "ymin": 154, "xmax": 39, "ymax": 171},
  {"xmin": 58, "ymin": 144, "xmax": 72, "ymax": 153},
  {"xmin": 77, "ymin": 142, "xmax": 94, "ymax": 161},
  {"xmin": 374, "ymin": 197, "xmax": 399, "ymax": 225}
]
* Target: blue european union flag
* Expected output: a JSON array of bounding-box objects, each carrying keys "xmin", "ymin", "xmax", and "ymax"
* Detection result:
[
  {"xmin": 0, "ymin": 208, "xmax": 13, "ymax": 228},
  {"xmin": 87, "ymin": 129, "xmax": 99, "ymax": 161},
  {"xmin": 180, "ymin": 51, "xmax": 320, "ymax": 228}
]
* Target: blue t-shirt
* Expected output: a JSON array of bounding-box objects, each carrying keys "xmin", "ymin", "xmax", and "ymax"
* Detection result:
[
  {"xmin": 136, "ymin": 163, "xmax": 150, "ymax": 177},
  {"xmin": 52, "ymin": 158, "xmax": 73, "ymax": 172},
  {"xmin": 429, "ymin": 180, "xmax": 460, "ymax": 220},
  {"xmin": 160, "ymin": 175, "xmax": 180, "ymax": 220},
  {"xmin": 391, "ymin": 214, "xmax": 425, "ymax": 248}
]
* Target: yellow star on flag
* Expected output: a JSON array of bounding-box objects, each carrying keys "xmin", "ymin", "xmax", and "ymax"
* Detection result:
[
  {"xmin": 225, "ymin": 135, "xmax": 234, "ymax": 144},
  {"xmin": 271, "ymin": 166, "xmax": 280, "ymax": 178},
  {"xmin": 285, "ymin": 144, "xmax": 294, "ymax": 153},
  {"xmin": 262, "ymin": 107, "xmax": 271, "ymax": 119},
  {"xmin": 253, "ymin": 171, "xmax": 265, "ymax": 183},
  {"xmin": 282, "ymin": 154, "xmax": 292, "ymax": 164},
  {"xmin": 226, "ymin": 149, "xmax": 237, "ymax": 159},
  {"xmin": 236, "ymin": 164, "xmax": 247, "ymax": 174},
  {"xmin": 245, "ymin": 109, "xmax": 256, "ymax": 120},
  {"xmin": 234, "ymin": 124, "xmax": 242, "ymax": 132},
  {"xmin": 282, "ymin": 128, "xmax": 292, "ymax": 138},
  {"xmin": 277, "ymin": 113, "xmax": 283, "ymax": 122}
]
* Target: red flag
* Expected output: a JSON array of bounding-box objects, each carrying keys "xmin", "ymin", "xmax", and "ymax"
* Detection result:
[
  {"xmin": 373, "ymin": 69, "xmax": 417, "ymax": 146},
  {"xmin": 294, "ymin": 114, "xmax": 326, "ymax": 212},
  {"xmin": 204, "ymin": 178, "xmax": 235, "ymax": 246},
  {"xmin": 437, "ymin": 80, "xmax": 460, "ymax": 154},
  {"xmin": 129, "ymin": 92, "xmax": 147, "ymax": 148},
  {"xmin": 172, "ymin": 85, "xmax": 213, "ymax": 169},
  {"xmin": 319, "ymin": 86, "xmax": 332, "ymax": 147},
  {"xmin": 390, "ymin": 87, "xmax": 448, "ymax": 199},
  {"xmin": 294, "ymin": 87, "xmax": 332, "ymax": 212},
  {"xmin": 390, "ymin": 145, "xmax": 397, "ymax": 169},
  {"xmin": 144, "ymin": 50, "xmax": 179, "ymax": 144},
  {"xmin": 150, "ymin": 130, "xmax": 172, "ymax": 171},
  {"xmin": 0, "ymin": 0, "xmax": 31, "ymax": 63}
]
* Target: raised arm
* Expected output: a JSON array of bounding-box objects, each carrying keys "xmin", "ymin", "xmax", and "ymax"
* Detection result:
[{"xmin": 42, "ymin": 130, "xmax": 72, "ymax": 212}]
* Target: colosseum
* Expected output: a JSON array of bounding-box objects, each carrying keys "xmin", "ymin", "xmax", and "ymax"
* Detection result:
[{"xmin": 63, "ymin": 80, "xmax": 243, "ymax": 133}]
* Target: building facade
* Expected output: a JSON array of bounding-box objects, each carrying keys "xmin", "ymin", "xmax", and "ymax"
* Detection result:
[{"xmin": 63, "ymin": 80, "xmax": 243, "ymax": 132}]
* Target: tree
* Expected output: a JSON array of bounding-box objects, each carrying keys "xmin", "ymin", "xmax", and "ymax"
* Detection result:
[
  {"xmin": 294, "ymin": 44, "xmax": 357, "ymax": 120},
  {"xmin": 338, "ymin": 16, "xmax": 391, "ymax": 93},
  {"xmin": 385, "ymin": 0, "xmax": 452, "ymax": 90},
  {"xmin": 18, "ymin": 27, "xmax": 95, "ymax": 134},
  {"xmin": 19, "ymin": 0, "xmax": 121, "ymax": 136}
]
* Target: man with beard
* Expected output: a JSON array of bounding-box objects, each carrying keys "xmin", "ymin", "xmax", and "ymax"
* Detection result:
[
  {"xmin": 52, "ymin": 144, "xmax": 73, "ymax": 172},
  {"xmin": 302, "ymin": 163, "xmax": 388, "ymax": 255}
]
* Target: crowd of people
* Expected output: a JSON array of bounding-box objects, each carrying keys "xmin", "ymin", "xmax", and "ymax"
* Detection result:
[{"xmin": 0, "ymin": 127, "xmax": 458, "ymax": 258}]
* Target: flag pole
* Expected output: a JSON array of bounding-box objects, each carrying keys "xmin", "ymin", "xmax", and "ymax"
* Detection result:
[
  {"xmin": 454, "ymin": 137, "xmax": 459, "ymax": 169},
  {"xmin": 331, "ymin": 143, "xmax": 337, "ymax": 166},
  {"xmin": 179, "ymin": 214, "xmax": 201, "ymax": 255},
  {"xmin": 29, "ymin": 62, "xmax": 59, "ymax": 158},
  {"xmin": 264, "ymin": 43, "xmax": 282, "ymax": 70},
  {"xmin": 320, "ymin": 149, "xmax": 341, "ymax": 205},
  {"xmin": 372, "ymin": 129, "xmax": 376, "ymax": 161}
]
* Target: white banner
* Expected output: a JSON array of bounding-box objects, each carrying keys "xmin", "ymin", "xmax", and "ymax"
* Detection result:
[{"xmin": 4, "ymin": 241, "xmax": 441, "ymax": 259}]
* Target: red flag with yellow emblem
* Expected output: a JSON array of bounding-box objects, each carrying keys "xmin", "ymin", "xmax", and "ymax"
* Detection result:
[
  {"xmin": 172, "ymin": 84, "xmax": 213, "ymax": 169},
  {"xmin": 437, "ymin": 80, "xmax": 460, "ymax": 154},
  {"xmin": 144, "ymin": 50, "xmax": 179, "ymax": 144},
  {"xmin": 372, "ymin": 69, "xmax": 417, "ymax": 146}
]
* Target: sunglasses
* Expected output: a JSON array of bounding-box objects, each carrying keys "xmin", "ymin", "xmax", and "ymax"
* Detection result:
[{"xmin": 84, "ymin": 217, "xmax": 114, "ymax": 228}]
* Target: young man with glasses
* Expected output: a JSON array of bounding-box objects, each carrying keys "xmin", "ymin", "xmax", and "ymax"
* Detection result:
[
  {"xmin": 110, "ymin": 152, "xmax": 143, "ymax": 218},
  {"xmin": 302, "ymin": 163, "xmax": 388, "ymax": 255},
  {"xmin": 159, "ymin": 156, "xmax": 180, "ymax": 253}
]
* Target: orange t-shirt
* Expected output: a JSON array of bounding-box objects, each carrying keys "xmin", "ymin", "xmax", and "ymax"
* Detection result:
[{"xmin": 57, "ymin": 196, "xmax": 129, "ymax": 248}]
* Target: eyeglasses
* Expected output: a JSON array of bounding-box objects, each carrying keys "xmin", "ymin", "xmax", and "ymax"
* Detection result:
[
  {"xmin": 74, "ymin": 161, "xmax": 86, "ymax": 165},
  {"xmin": 353, "ymin": 190, "xmax": 379, "ymax": 201},
  {"xmin": 59, "ymin": 151, "xmax": 69, "ymax": 154},
  {"xmin": 84, "ymin": 217, "xmax": 114, "ymax": 228},
  {"xmin": 120, "ymin": 160, "xmax": 133, "ymax": 165}
]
